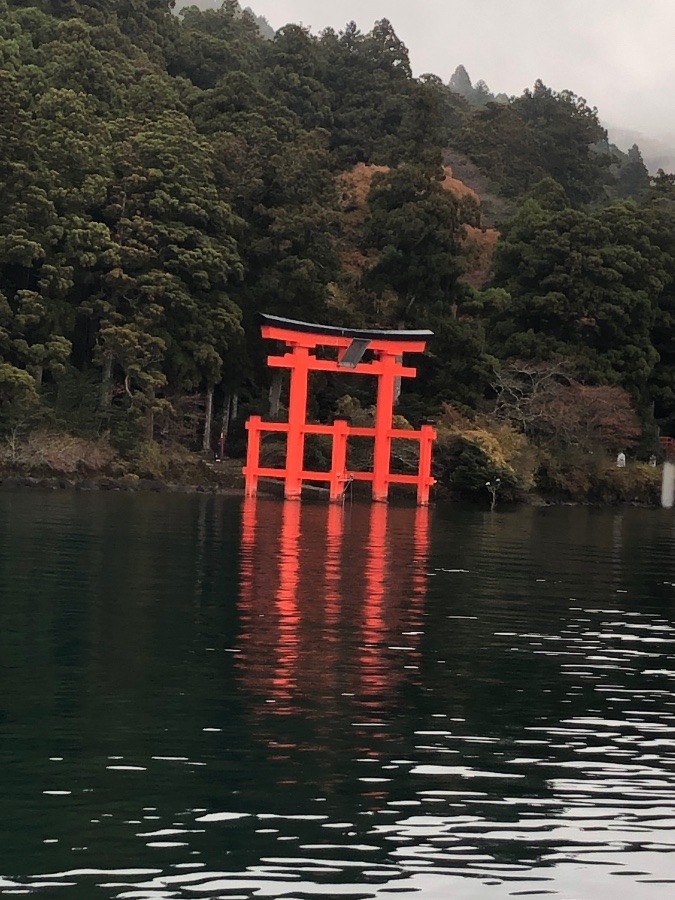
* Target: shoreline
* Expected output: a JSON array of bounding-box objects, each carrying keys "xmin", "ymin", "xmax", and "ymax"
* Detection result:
[
  {"xmin": 0, "ymin": 471, "xmax": 663, "ymax": 509},
  {"xmin": 0, "ymin": 472, "xmax": 245, "ymax": 496},
  {"xmin": 0, "ymin": 475, "xmax": 244, "ymax": 496}
]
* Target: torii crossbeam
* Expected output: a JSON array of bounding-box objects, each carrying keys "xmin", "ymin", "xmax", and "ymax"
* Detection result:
[{"xmin": 243, "ymin": 315, "xmax": 437, "ymax": 504}]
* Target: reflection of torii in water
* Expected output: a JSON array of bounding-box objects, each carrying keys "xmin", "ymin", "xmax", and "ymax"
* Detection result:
[
  {"xmin": 237, "ymin": 498, "xmax": 430, "ymax": 713},
  {"xmin": 236, "ymin": 498, "xmax": 430, "ymax": 803},
  {"xmin": 243, "ymin": 315, "xmax": 437, "ymax": 504}
]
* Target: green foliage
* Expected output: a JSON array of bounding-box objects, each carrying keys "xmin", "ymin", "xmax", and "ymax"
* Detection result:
[
  {"xmin": 317, "ymin": 20, "xmax": 420, "ymax": 167},
  {"xmin": 487, "ymin": 194, "xmax": 668, "ymax": 399},
  {"xmin": 432, "ymin": 405, "xmax": 536, "ymax": 503},
  {"xmin": 417, "ymin": 310, "xmax": 495, "ymax": 408},
  {"xmin": 48, "ymin": 366, "xmax": 105, "ymax": 436},
  {"xmin": 591, "ymin": 462, "xmax": 661, "ymax": 504},
  {"xmin": 448, "ymin": 65, "xmax": 507, "ymax": 110},
  {"xmin": 613, "ymin": 144, "xmax": 650, "ymax": 201},
  {"xmin": 129, "ymin": 438, "xmax": 169, "ymax": 479},
  {"xmin": 457, "ymin": 80, "xmax": 611, "ymax": 205},
  {"xmin": 536, "ymin": 448, "xmax": 661, "ymax": 505},
  {"xmin": 433, "ymin": 435, "xmax": 521, "ymax": 503},
  {"xmin": 170, "ymin": 1, "xmax": 264, "ymax": 88},
  {"xmin": 363, "ymin": 164, "xmax": 472, "ymax": 325}
]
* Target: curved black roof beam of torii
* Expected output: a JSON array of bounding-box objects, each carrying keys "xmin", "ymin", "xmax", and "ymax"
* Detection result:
[{"xmin": 258, "ymin": 313, "xmax": 434, "ymax": 343}]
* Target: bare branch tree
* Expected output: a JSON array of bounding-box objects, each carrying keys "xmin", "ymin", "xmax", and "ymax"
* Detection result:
[{"xmin": 492, "ymin": 359, "xmax": 641, "ymax": 451}]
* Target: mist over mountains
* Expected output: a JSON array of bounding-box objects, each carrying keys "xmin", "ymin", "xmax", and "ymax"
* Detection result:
[
  {"xmin": 214, "ymin": 0, "xmax": 674, "ymax": 175},
  {"xmin": 448, "ymin": 64, "xmax": 674, "ymax": 175},
  {"xmin": 603, "ymin": 126, "xmax": 675, "ymax": 176},
  {"xmin": 173, "ymin": 0, "xmax": 274, "ymax": 38}
]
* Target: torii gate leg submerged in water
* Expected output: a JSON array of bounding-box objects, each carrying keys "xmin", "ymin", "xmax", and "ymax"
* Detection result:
[{"xmin": 243, "ymin": 315, "xmax": 436, "ymax": 505}]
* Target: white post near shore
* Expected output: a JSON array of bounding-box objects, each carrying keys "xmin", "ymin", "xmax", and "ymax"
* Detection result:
[{"xmin": 661, "ymin": 462, "xmax": 675, "ymax": 509}]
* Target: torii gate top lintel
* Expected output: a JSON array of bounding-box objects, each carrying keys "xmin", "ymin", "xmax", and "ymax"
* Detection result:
[
  {"xmin": 260, "ymin": 313, "xmax": 432, "ymax": 356},
  {"xmin": 260, "ymin": 313, "xmax": 433, "ymax": 342}
]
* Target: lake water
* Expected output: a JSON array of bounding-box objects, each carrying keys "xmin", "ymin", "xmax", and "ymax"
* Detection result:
[{"xmin": 0, "ymin": 490, "xmax": 674, "ymax": 899}]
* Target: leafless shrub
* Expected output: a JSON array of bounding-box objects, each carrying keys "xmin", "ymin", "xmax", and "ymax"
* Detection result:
[
  {"xmin": 0, "ymin": 431, "xmax": 116, "ymax": 475},
  {"xmin": 492, "ymin": 360, "xmax": 641, "ymax": 451}
]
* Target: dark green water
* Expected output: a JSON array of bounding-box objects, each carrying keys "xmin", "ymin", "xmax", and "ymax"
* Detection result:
[{"xmin": 1, "ymin": 491, "xmax": 674, "ymax": 899}]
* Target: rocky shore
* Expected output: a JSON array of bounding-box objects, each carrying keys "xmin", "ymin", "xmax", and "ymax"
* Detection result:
[
  {"xmin": 0, "ymin": 474, "xmax": 243, "ymax": 494},
  {"xmin": 0, "ymin": 455, "xmax": 247, "ymax": 496}
]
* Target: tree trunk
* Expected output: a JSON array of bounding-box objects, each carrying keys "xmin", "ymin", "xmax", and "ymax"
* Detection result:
[
  {"xmin": 202, "ymin": 384, "xmax": 214, "ymax": 454},
  {"xmin": 145, "ymin": 388, "xmax": 154, "ymax": 443},
  {"xmin": 231, "ymin": 391, "xmax": 239, "ymax": 420},
  {"xmin": 220, "ymin": 393, "xmax": 232, "ymax": 458},
  {"xmin": 269, "ymin": 370, "xmax": 282, "ymax": 417},
  {"xmin": 100, "ymin": 352, "xmax": 113, "ymax": 409}
]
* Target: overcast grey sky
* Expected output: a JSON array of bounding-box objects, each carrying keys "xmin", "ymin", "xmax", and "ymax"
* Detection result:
[{"xmin": 249, "ymin": 0, "xmax": 674, "ymax": 142}]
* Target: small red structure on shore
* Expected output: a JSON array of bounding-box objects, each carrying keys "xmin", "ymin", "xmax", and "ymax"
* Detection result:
[
  {"xmin": 243, "ymin": 315, "xmax": 436, "ymax": 504},
  {"xmin": 661, "ymin": 436, "xmax": 675, "ymax": 459}
]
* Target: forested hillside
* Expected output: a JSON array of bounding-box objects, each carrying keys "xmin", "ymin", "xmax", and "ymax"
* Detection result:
[{"xmin": 1, "ymin": 0, "xmax": 673, "ymax": 501}]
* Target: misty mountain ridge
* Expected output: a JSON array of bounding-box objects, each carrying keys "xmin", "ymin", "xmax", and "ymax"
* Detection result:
[
  {"xmin": 167, "ymin": 17, "xmax": 672, "ymax": 172},
  {"xmin": 448, "ymin": 64, "xmax": 509, "ymax": 107},
  {"xmin": 450, "ymin": 65, "xmax": 674, "ymax": 175},
  {"xmin": 173, "ymin": 0, "xmax": 274, "ymax": 38},
  {"xmin": 603, "ymin": 125, "xmax": 675, "ymax": 177}
]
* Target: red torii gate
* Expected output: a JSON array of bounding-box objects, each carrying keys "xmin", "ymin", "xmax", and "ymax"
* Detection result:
[{"xmin": 243, "ymin": 314, "xmax": 437, "ymax": 504}]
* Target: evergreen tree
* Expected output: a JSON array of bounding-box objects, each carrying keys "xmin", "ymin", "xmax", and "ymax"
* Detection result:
[
  {"xmin": 459, "ymin": 80, "xmax": 611, "ymax": 204},
  {"xmin": 319, "ymin": 19, "xmax": 417, "ymax": 166},
  {"xmin": 488, "ymin": 191, "xmax": 667, "ymax": 400},
  {"xmin": 615, "ymin": 144, "xmax": 650, "ymax": 201},
  {"xmin": 363, "ymin": 164, "xmax": 474, "ymax": 326},
  {"xmin": 93, "ymin": 110, "xmax": 243, "ymax": 438}
]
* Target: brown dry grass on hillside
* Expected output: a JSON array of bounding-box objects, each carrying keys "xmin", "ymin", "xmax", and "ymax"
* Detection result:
[
  {"xmin": 338, "ymin": 162, "xmax": 480, "ymax": 208},
  {"xmin": 463, "ymin": 225, "xmax": 499, "ymax": 287},
  {"xmin": 336, "ymin": 163, "xmax": 389, "ymax": 276},
  {"xmin": 439, "ymin": 165, "xmax": 480, "ymax": 203},
  {"xmin": 337, "ymin": 162, "xmax": 389, "ymax": 216}
]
